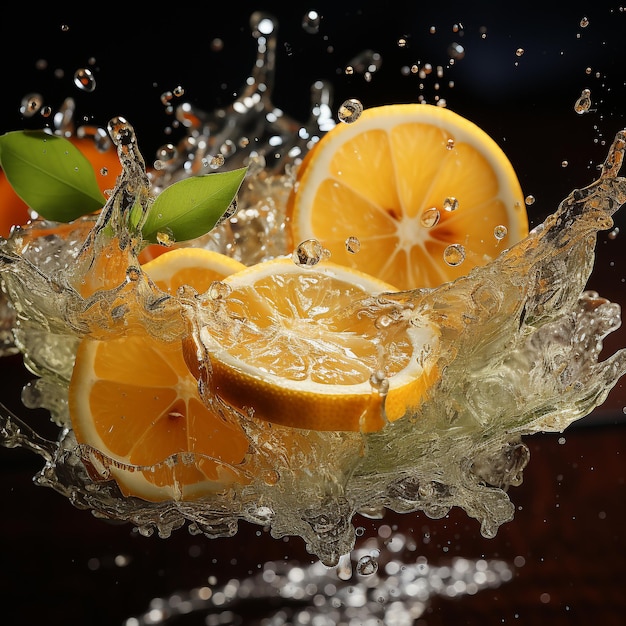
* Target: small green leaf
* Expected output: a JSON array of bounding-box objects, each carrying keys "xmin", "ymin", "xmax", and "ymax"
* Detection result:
[
  {"xmin": 141, "ymin": 167, "xmax": 247, "ymax": 244},
  {"xmin": 0, "ymin": 130, "xmax": 106, "ymax": 222}
]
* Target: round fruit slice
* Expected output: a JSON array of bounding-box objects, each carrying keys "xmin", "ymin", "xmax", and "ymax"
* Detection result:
[
  {"xmin": 68, "ymin": 248, "xmax": 249, "ymax": 502},
  {"xmin": 191, "ymin": 256, "xmax": 439, "ymax": 432},
  {"xmin": 287, "ymin": 103, "xmax": 528, "ymax": 290}
]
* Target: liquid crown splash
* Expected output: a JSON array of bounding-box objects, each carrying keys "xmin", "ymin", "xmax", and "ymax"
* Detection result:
[{"xmin": 0, "ymin": 14, "xmax": 625, "ymax": 567}]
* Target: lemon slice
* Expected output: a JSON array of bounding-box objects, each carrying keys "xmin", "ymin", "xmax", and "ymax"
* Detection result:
[
  {"xmin": 68, "ymin": 248, "xmax": 249, "ymax": 501},
  {"xmin": 193, "ymin": 256, "xmax": 439, "ymax": 432},
  {"xmin": 287, "ymin": 103, "xmax": 528, "ymax": 290}
]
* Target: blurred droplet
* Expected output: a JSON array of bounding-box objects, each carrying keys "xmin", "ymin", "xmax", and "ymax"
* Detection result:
[
  {"xmin": 345, "ymin": 236, "xmax": 361, "ymax": 254},
  {"xmin": 302, "ymin": 10, "xmax": 321, "ymax": 34},
  {"xmin": 20, "ymin": 93, "xmax": 44, "ymax": 118}
]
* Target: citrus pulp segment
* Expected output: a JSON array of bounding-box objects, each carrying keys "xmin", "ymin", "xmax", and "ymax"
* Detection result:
[
  {"xmin": 68, "ymin": 248, "xmax": 249, "ymax": 502},
  {"xmin": 194, "ymin": 256, "xmax": 440, "ymax": 432},
  {"xmin": 287, "ymin": 103, "xmax": 528, "ymax": 290}
]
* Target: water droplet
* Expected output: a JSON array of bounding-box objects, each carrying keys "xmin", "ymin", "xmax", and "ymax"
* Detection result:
[
  {"xmin": 494, "ymin": 225, "xmax": 508, "ymax": 240},
  {"xmin": 369, "ymin": 370, "xmax": 389, "ymax": 394},
  {"xmin": 345, "ymin": 236, "xmax": 361, "ymax": 254},
  {"xmin": 156, "ymin": 229, "xmax": 175, "ymax": 247},
  {"xmin": 208, "ymin": 281, "xmax": 232, "ymax": 300},
  {"xmin": 220, "ymin": 139, "xmax": 236, "ymax": 157},
  {"xmin": 608, "ymin": 227, "xmax": 620, "ymax": 240},
  {"xmin": 355, "ymin": 526, "xmax": 366, "ymax": 537},
  {"xmin": 74, "ymin": 68, "xmax": 96, "ymax": 93},
  {"xmin": 209, "ymin": 154, "xmax": 225, "ymax": 169},
  {"xmin": 210, "ymin": 38, "xmax": 224, "ymax": 52},
  {"xmin": 446, "ymin": 138, "xmax": 455, "ymax": 150},
  {"xmin": 525, "ymin": 195, "xmax": 536, "ymax": 206},
  {"xmin": 580, "ymin": 16, "xmax": 589, "ymax": 28},
  {"xmin": 356, "ymin": 554, "xmax": 379, "ymax": 576},
  {"xmin": 421, "ymin": 207, "xmax": 440, "ymax": 228},
  {"xmin": 156, "ymin": 144, "xmax": 177, "ymax": 162},
  {"xmin": 397, "ymin": 37, "xmax": 408, "ymax": 48},
  {"xmin": 293, "ymin": 239, "xmax": 324, "ymax": 266},
  {"xmin": 561, "ymin": 160, "xmax": 569, "ymax": 168},
  {"xmin": 302, "ymin": 10, "xmax": 321, "ymax": 34},
  {"xmin": 515, "ymin": 48, "xmax": 524, "ymax": 57},
  {"xmin": 574, "ymin": 89, "xmax": 591, "ymax": 114},
  {"xmin": 338, "ymin": 99, "xmax": 364, "ymax": 124},
  {"xmin": 448, "ymin": 42, "xmax": 465, "ymax": 60},
  {"xmin": 20, "ymin": 93, "xmax": 44, "ymax": 118},
  {"xmin": 443, "ymin": 196, "xmax": 459, "ymax": 212},
  {"xmin": 443, "ymin": 244, "xmax": 466, "ymax": 266}
]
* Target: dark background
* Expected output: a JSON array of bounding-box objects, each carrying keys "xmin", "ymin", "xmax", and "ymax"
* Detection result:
[{"xmin": 1, "ymin": 2, "xmax": 625, "ymax": 625}]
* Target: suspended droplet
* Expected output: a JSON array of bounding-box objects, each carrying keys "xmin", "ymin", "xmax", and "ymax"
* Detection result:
[
  {"xmin": 574, "ymin": 89, "xmax": 591, "ymax": 114},
  {"xmin": 338, "ymin": 99, "xmax": 364, "ymax": 124},
  {"xmin": 293, "ymin": 239, "xmax": 325, "ymax": 266},
  {"xmin": 561, "ymin": 160, "xmax": 569, "ymax": 168},
  {"xmin": 345, "ymin": 236, "xmax": 361, "ymax": 254},
  {"xmin": 580, "ymin": 16, "xmax": 590, "ymax": 28},
  {"xmin": 608, "ymin": 227, "xmax": 620, "ymax": 240},
  {"xmin": 156, "ymin": 229, "xmax": 175, "ymax": 247},
  {"xmin": 156, "ymin": 144, "xmax": 177, "ymax": 162},
  {"xmin": 302, "ymin": 10, "xmax": 321, "ymax": 34},
  {"xmin": 20, "ymin": 93, "xmax": 44, "ymax": 118},
  {"xmin": 446, "ymin": 138, "xmax": 455, "ymax": 150},
  {"xmin": 494, "ymin": 225, "xmax": 508, "ymax": 240},
  {"xmin": 209, "ymin": 154, "xmax": 225, "ymax": 169},
  {"xmin": 356, "ymin": 554, "xmax": 379, "ymax": 576},
  {"xmin": 73, "ymin": 68, "xmax": 96, "ymax": 93},
  {"xmin": 443, "ymin": 196, "xmax": 459, "ymax": 212},
  {"xmin": 420, "ymin": 207, "xmax": 440, "ymax": 228},
  {"xmin": 443, "ymin": 244, "xmax": 466, "ymax": 266},
  {"xmin": 220, "ymin": 139, "xmax": 236, "ymax": 157},
  {"xmin": 525, "ymin": 195, "xmax": 536, "ymax": 206},
  {"xmin": 448, "ymin": 42, "xmax": 465, "ymax": 60},
  {"xmin": 515, "ymin": 48, "xmax": 524, "ymax": 57},
  {"xmin": 210, "ymin": 38, "xmax": 224, "ymax": 52}
]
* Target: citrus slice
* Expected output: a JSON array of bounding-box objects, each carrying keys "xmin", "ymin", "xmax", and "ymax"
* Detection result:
[
  {"xmin": 68, "ymin": 248, "xmax": 250, "ymax": 501},
  {"xmin": 190, "ymin": 256, "xmax": 439, "ymax": 433},
  {"xmin": 286, "ymin": 103, "xmax": 528, "ymax": 290}
]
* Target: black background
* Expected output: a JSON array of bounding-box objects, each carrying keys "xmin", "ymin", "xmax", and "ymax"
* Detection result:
[{"xmin": 1, "ymin": 2, "xmax": 625, "ymax": 625}]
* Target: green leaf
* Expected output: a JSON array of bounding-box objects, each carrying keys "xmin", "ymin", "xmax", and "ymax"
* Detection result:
[
  {"xmin": 141, "ymin": 167, "xmax": 247, "ymax": 244},
  {"xmin": 0, "ymin": 130, "xmax": 106, "ymax": 222}
]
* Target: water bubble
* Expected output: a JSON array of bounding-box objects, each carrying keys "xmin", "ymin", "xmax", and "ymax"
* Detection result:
[
  {"xmin": 525, "ymin": 195, "xmax": 536, "ymax": 206},
  {"xmin": 345, "ymin": 236, "xmax": 361, "ymax": 254},
  {"xmin": 443, "ymin": 196, "xmax": 459, "ymax": 212},
  {"xmin": 74, "ymin": 68, "xmax": 96, "ymax": 93},
  {"xmin": 302, "ymin": 10, "xmax": 321, "ymax": 34},
  {"xmin": 443, "ymin": 244, "xmax": 466, "ymax": 266},
  {"xmin": 338, "ymin": 99, "xmax": 364, "ymax": 124},
  {"xmin": 293, "ymin": 239, "xmax": 325, "ymax": 266},
  {"xmin": 420, "ymin": 208, "xmax": 440, "ymax": 228},
  {"xmin": 356, "ymin": 555, "xmax": 379, "ymax": 576},
  {"xmin": 20, "ymin": 93, "xmax": 44, "ymax": 118},
  {"xmin": 574, "ymin": 89, "xmax": 591, "ymax": 114},
  {"xmin": 494, "ymin": 225, "xmax": 508, "ymax": 240}
]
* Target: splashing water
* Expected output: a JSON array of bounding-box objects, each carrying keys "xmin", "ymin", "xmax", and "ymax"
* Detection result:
[{"xmin": 0, "ymin": 12, "xmax": 625, "ymax": 567}]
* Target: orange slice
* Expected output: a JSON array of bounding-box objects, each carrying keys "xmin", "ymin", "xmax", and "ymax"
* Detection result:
[
  {"xmin": 287, "ymin": 103, "xmax": 528, "ymax": 290},
  {"xmin": 68, "ymin": 248, "xmax": 250, "ymax": 501},
  {"xmin": 190, "ymin": 256, "xmax": 439, "ymax": 432}
]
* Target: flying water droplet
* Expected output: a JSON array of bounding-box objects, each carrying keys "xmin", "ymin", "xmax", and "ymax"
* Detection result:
[
  {"xmin": 574, "ymin": 89, "xmax": 591, "ymax": 114},
  {"xmin": 421, "ymin": 208, "xmax": 440, "ymax": 228},
  {"xmin": 443, "ymin": 244, "xmax": 466, "ymax": 266},
  {"xmin": 443, "ymin": 196, "xmax": 459, "ymax": 212},
  {"xmin": 74, "ymin": 68, "xmax": 96, "ymax": 93},
  {"xmin": 338, "ymin": 99, "xmax": 364, "ymax": 124},
  {"xmin": 20, "ymin": 93, "xmax": 44, "ymax": 118},
  {"xmin": 345, "ymin": 236, "xmax": 361, "ymax": 254},
  {"xmin": 494, "ymin": 225, "xmax": 508, "ymax": 240},
  {"xmin": 525, "ymin": 195, "xmax": 536, "ymax": 206},
  {"xmin": 356, "ymin": 554, "xmax": 379, "ymax": 576},
  {"xmin": 293, "ymin": 239, "xmax": 325, "ymax": 266},
  {"xmin": 208, "ymin": 281, "xmax": 232, "ymax": 300}
]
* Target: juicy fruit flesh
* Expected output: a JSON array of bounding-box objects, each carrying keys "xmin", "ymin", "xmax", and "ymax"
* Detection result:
[{"xmin": 289, "ymin": 107, "xmax": 527, "ymax": 290}]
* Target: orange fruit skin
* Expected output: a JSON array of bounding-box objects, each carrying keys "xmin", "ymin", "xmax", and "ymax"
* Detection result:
[{"xmin": 0, "ymin": 136, "xmax": 122, "ymax": 239}]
